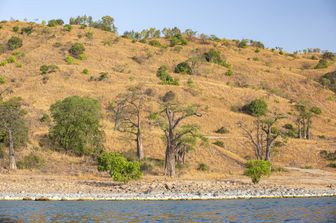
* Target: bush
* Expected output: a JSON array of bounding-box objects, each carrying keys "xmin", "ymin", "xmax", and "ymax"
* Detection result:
[
  {"xmin": 320, "ymin": 150, "xmax": 336, "ymax": 161},
  {"xmin": 48, "ymin": 19, "xmax": 64, "ymax": 27},
  {"xmin": 215, "ymin": 127, "xmax": 229, "ymax": 134},
  {"xmin": 170, "ymin": 34, "xmax": 187, "ymax": 47},
  {"xmin": 63, "ymin": 24, "xmax": 72, "ymax": 32},
  {"xmin": 162, "ymin": 90, "xmax": 176, "ymax": 102},
  {"xmin": 197, "ymin": 163, "xmax": 209, "ymax": 171},
  {"xmin": 97, "ymin": 72, "xmax": 109, "ymax": 81},
  {"xmin": 65, "ymin": 55, "xmax": 75, "ymax": 64},
  {"xmin": 49, "ymin": 96, "xmax": 104, "ymax": 156},
  {"xmin": 203, "ymin": 49, "xmax": 230, "ymax": 67},
  {"xmin": 98, "ymin": 152, "xmax": 142, "ymax": 182},
  {"xmin": 322, "ymin": 51, "xmax": 335, "ymax": 61},
  {"xmin": 7, "ymin": 36, "xmax": 23, "ymax": 50},
  {"xmin": 0, "ymin": 75, "xmax": 5, "ymax": 84},
  {"xmin": 148, "ymin": 40, "xmax": 162, "ymax": 47},
  {"xmin": 21, "ymin": 26, "xmax": 33, "ymax": 35},
  {"xmin": 319, "ymin": 71, "xmax": 336, "ymax": 93},
  {"xmin": 40, "ymin": 64, "xmax": 59, "ymax": 74},
  {"xmin": 6, "ymin": 56, "xmax": 16, "ymax": 63},
  {"xmin": 213, "ymin": 140, "xmax": 224, "ymax": 147},
  {"xmin": 174, "ymin": 62, "xmax": 192, "ymax": 74},
  {"xmin": 242, "ymin": 99, "xmax": 268, "ymax": 117},
  {"xmin": 225, "ymin": 69, "xmax": 234, "ymax": 76},
  {"xmin": 238, "ymin": 39, "xmax": 249, "ymax": 48},
  {"xmin": 156, "ymin": 65, "xmax": 179, "ymax": 85},
  {"xmin": 69, "ymin": 43, "xmax": 85, "ymax": 59},
  {"xmin": 82, "ymin": 68, "xmax": 89, "ymax": 75},
  {"xmin": 315, "ymin": 59, "xmax": 329, "ymax": 69},
  {"xmin": 327, "ymin": 163, "xmax": 336, "ymax": 168},
  {"xmin": 12, "ymin": 26, "xmax": 19, "ymax": 32},
  {"xmin": 245, "ymin": 160, "xmax": 271, "ymax": 184},
  {"xmin": 40, "ymin": 113, "xmax": 50, "ymax": 123},
  {"xmin": 17, "ymin": 152, "xmax": 45, "ymax": 170}
]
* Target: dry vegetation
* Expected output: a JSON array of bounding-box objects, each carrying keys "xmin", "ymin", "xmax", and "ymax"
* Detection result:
[{"xmin": 0, "ymin": 20, "xmax": 336, "ymax": 180}]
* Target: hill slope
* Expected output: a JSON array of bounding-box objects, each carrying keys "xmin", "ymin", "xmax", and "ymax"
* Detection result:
[{"xmin": 0, "ymin": 21, "xmax": 335, "ymax": 178}]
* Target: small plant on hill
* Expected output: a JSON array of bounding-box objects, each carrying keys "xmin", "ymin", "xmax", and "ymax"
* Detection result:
[
  {"xmin": 63, "ymin": 24, "xmax": 72, "ymax": 32},
  {"xmin": 47, "ymin": 19, "xmax": 64, "ymax": 27},
  {"xmin": 156, "ymin": 65, "xmax": 179, "ymax": 85},
  {"xmin": 97, "ymin": 152, "xmax": 142, "ymax": 183},
  {"xmin": 174, "ymin": 62, "xmax": 192, "ymax": 75},
  {"xmin": 242, "ymin": 99, "xmax": 268, "ymax": 117},
  {"xmin": 7, "ymin": 36, "xmax": 23, "ymax": 50},
  {"xmin": 12, "ymin": 26, "xmax": 19, "ymax": 32},
  {"xmin": 69, "ymin": 42, "xmax": 85, "ymax": 59},
  {"xmin": 65, "ymin": 55, "xmax": 75, "ymax": 64},
  {"xmin": 245, "ymin": 160, "xmax": 271, "ymax": 184},
  {"xmin": 319, "ymin": 71, "xmax": 336, "ymax": 93},
  {"xmin": 82, "ymin": 68, "xmax": 89, "ymax": 75},
  {"xmin": 197, "ymin": 163, "xmax": 209, "ymax": 171},
  {"xmin": 0, "ymin": 75, "xmax": 5, "ymax": 84},
  {"xmin": 40, "ymin": 64, "xmax": 59, "ymax": 74},
  {"xmin": 225, "ymin": 69, "xmax": 234, "ymax": 76},
  {"xmin": 238, "ymin": 39, "xmax": 249, "ymax": 48},
  {"xmin": 203, "ymin": 48, "xmax": 231, "ymax": 68},
  {"xmin": 170, "ymin": 34, "xmax": 188, "ymax": 47},
  {"xmin": 215, "ymin": 126, "xmax": 229, "ymax": 134},
  {"xmin": 17, "ymin": 152, "xmax": 45, "ymax": 170},
  {"xmin": 21, "ymin": 26, "xmax": 33, "ymax": 35},
  {"xmin": 213, "ymin": 140, "xmax": 224, "ymax": 148},
  {"xmin": 148, "ymin": 40, "xmax": 162, "ymax": 47},
  {"xmin": 315, "ymin": 59, "xmax": 329, "ymax": 69}
]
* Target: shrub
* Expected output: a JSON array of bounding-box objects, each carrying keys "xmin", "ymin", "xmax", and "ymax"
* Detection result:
[
  {"xmin": 63, "ymin": 24, "xmax": 72, "ymax": 32},
  {"xmin": 6, "ymin": 56, "xmax": 16, "ymax": 63},
  {"xmin": 40, "ymin": 64, "xmax": 59, "ymax": 74},
  {"xmin": 7, "ymin": 36, "xmax": 23, "ymax": 50},
  {"xmin": 48, "ymin": 19, "xmax": 64, "ymax": 27},
  {"xmin": 225, "ymin": 69, "xmax": 234, "ymax": 76},
  {"xmin": 85, "ymin": 31, "xmax": 94, "ymax": 40},
  {"xmin": 98, "ymin": 152, "xmax": 142, "ymax": 182},
  {"xmin": 245, "ymin": 160, "xmax": 271, "ymax": 184},
  {"xmin": 12, "ymin": 26, "xmax": 19, "ymax": 32},
  {"xmin": 197, "ymin": 163, "xmax": 209, "ymax": 171},
  {"xmin": 49, "ymin": 96, "xmax": 104, "ymax": 156},
  {"xmin": 148, "ymin": 40, "xmax": 162, "ymax": 47},
  {"xmin": 17, "ymin": 152, "xmax": 45, "ymax": 170},
  {"xmin": 310, "ymin": 106, "xmax": 322, "ymax": 115},
  {"xmin": 40, "ymin": 113, "xmax": 50, "ymax": 123},
  {"xmin": 97, "ymin": 72, "xmax": 109, "ymax": 81},
  {"xmin": 65, "ymin": 55, "xmax": 75, "ymax": 64},
  {"xmin": 162, "ymin": 90, "xmax": 176, "ymax": 102},
  {"xmin": 242, "ymin": 99, "xmax": 268, "ymax": 117},
  {"xmin": 203, "ymin": 49, "xmax": 230, "ymax": 68},
  {"xmin": 0, "ymin": 75, "xmax": 5, "ymax": 84},
  {"xmin": 174, "ymin": 62, "xmax": 192, "ymax": 74},
  {"xmin": 238, "ymin": 39, "xmax": 249, "ymax": 48},
  {"xmin": 69, "ymin": 42, "xmax": 85, "ymax": 59},
  {"xmin": 215, "ymin": 127, "xmax": 229, "ymax": 134},
  {"xmin": 170, "ymin": 34, "xmax": 187, "ymax": 47},
  {"xmin": 82, "ymin": 68, "xmax": 89, "ymax": 75},
  {"xmin": 327, "ymin": 163, "xmax": 336, "ymax": 168},
  {"xmin": 322, "ymin": 51, "xmax": 335, "ymax": 61},
  {"xmin": 21, "ymin": 26, "xmax": 33, "ymax": 35},
  {"xmin": 156, "ymin": 65, "xmax": 179, "ymax": 85},
  {"xmin": 320, "ymin": 150, "xmax": 336, "ymax": 161},
  {"xmin": 213, "ymin": 140, "xmax": 224, "ymax": 147},
  {"xmin": 315, "ymin": 59, "xmax": 329, "ymax": 69},
  {"xmin": 319, "ymin": 71, "xmax": 336, "ymax": 93}
]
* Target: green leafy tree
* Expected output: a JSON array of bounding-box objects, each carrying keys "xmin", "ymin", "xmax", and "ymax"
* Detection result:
[
  {"xmin": 49, "ymin": 96, "xmax": 104, "ymax": 156},
  {"xmin": 295, "ymin": 102, "xmax": 322, "ymax": 139},
  {"xmin": 0, "ymin": 97, "xmax": 28, "ymax": 170},
  {"xmin": 98, "ymin": 152, "xmax": 142, "ymax": 182},
  {"xmin": 245, "ymin": 160, "xmax": 271, "ymax": 184}
]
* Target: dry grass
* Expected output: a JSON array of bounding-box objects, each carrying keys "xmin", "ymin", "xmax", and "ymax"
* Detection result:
[{"xmin": 0, "ymin": 21, "xmax": 335, "ymax": 178}]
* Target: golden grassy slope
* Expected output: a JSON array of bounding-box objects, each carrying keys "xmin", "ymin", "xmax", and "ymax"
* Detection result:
[{"xmin": 0, "ymin": 21, "xmax": 335, "ymax": 177}]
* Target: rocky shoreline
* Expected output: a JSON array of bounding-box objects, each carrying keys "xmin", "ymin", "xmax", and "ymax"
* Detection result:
[{"xmin": 1, "ymin": 186, "xmax": 335, "ymax": 201}]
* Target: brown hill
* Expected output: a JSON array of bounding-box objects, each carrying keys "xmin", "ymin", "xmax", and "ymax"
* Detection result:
[{"xmin": 0, "ymin": 21, "xmax": 335, "ymax": 179}]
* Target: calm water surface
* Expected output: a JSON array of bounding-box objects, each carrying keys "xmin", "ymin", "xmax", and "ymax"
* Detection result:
[{"xmin": 0, "ymin": 197, "xmax": 335, "ymax": 222}]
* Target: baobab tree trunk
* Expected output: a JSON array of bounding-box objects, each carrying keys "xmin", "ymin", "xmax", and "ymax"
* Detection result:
[
  {"xmin": 164, "ymin": 145, "xmax": 175, "ymax": 177},
  {"xmin": 8, "ymin": 129, "xmax": 17, "ymax": 170},
  {"xmin": 136, "ymin": 130, "xmax": 144, "ymax": 160}
]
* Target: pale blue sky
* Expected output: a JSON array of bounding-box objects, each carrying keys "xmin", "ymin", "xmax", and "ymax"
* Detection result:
[{"xmin": 0, "ymin": 0, "xmax": 335, "ymax": 52}]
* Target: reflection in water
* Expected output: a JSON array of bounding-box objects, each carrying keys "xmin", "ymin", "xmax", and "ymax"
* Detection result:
[{"xmin": 0, "ymin": 197, "xmax": 335, "ymax": 222}]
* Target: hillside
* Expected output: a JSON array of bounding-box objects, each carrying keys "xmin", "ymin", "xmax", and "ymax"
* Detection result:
[{"xmin": 0, "ymin": 20, "xmax": 336, "ymax": 179}]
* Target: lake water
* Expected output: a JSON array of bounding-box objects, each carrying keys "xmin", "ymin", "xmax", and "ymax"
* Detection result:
[{"xmin": 0, "ymin": 197, "xmax": 335, "ymax": 222}]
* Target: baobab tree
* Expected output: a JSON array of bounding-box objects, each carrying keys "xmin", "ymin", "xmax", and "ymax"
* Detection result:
[
  {"xmin": 239, "ymin": 113, "xmax": 284, "ymax": 161},
  {"xmin": 108, "ymin": 85, "xmax": 154, "ymax": 160},
  {"xmin": 295, "ymin": 102, "xmax": 321, "ymax": 140},
  {"xmin": 0, "ymin": 97, "xmax": 28, "ymax": 170},
  {"xmin": 150, "ymin": 91, "xmax": 206, "ymax": 176}
]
